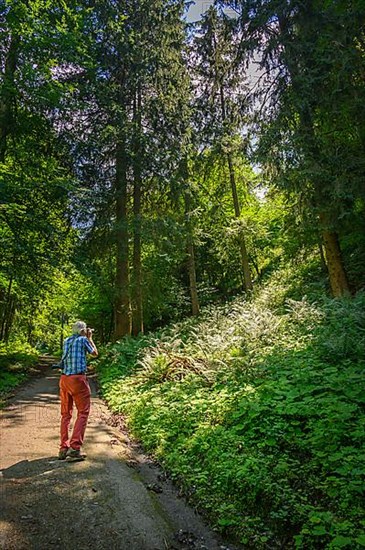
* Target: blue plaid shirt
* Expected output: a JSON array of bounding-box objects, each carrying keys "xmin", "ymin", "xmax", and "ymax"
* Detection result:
[{"xmin": 62, "ymin": 335, "xmax": 94, "ymax": 375}]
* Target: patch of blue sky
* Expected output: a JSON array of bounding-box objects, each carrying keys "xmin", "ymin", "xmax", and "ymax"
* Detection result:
[{"xmin": 185, "ymin": 1, "xmax": 238, "ymax": 22}]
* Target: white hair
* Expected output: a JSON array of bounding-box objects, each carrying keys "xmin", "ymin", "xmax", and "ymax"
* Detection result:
[{"xmin": 72, "ymin": 321, "xmax": 87, "ymax": 334}]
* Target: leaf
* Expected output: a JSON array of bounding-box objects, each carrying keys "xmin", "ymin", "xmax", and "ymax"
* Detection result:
[
  {"xmin": 331, "ymin": 535, "xmax": 353, "ymax": 547},
  {"xmin": 312, "ymin": 526, "xmax": 327, "ymax": 536},
  {"xmin": 218, "ymin": 517, "xmax": 236, "ymax": 526}
]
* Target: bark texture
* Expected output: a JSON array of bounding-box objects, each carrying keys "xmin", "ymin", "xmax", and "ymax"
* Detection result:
[
  {"xmin": 131, "ymin": 88, "xmax": 144, "ymax": 336},
  {"xmin": 114, "ymin": 139, "xmax": 131, "ymax": 339},
  {"xmin": 320, "ymin": 215, "xmax": 351, "ymax": 297},
  {"xmin": 0, "ymin": 34, "xmax": 19, "ymax": 163}
]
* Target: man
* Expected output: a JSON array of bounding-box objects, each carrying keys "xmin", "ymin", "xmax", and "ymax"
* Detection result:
[{"xmin": 58, "ymin": 320, "xmax": 98, "ymax": 461}]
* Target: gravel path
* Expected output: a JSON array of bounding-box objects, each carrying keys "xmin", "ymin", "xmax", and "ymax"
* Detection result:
[{"xmin": 0, "ymin": 363, "xmax": 239, "ymax": 550}]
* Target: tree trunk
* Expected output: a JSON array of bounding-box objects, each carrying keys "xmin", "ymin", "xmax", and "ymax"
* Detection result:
[
  {"xmin": 219, "ymin": 81, "xmax": 253, "ymax": 292},
  {"xmin": 250, "ymin": 254, "xmax": 261, "ymax": 279},
  {"xmin": 4, "ymin": 295, "xmax": 15, "ymax": 344},
  {"xmin": 184, "ymin": 189, "xmax": 200, "ymax": 316},
  {"xmin": 0, "ymin": 33, "xmax": 19, "ymax": 163},
  {"xmin": 227, "ymin": 152, "xmax": 253, "ymax": 292},
  {"xmin": 114, "ymin": 139, "xmax": 131, "ymax": 339},
  {"xmin": 0, "ymin": 275, "xmax": 13, "ymax": 342},
  {"xmin": 210, "ymin": 24, "xmax": 253, "ymax": 293},
  {"xmin": 277, "ymin": 11, "xmax": 350, "ymax": 297},
  {"xmin": 320, "ymin": 214, "xmax": 350, "ymax": 297},
  {"xmin": 131, "ymin": 88, "xmax": 144, "ymax": 337},
  {"xmin": 131, "ymin": 191, "xmax": 143, "ymax": 336},
  {"xmin": 187, "ymin": 232, "xmax": 200, "ymax": 316},
  {"xmin": 60, "ymin": 313, "xmax": 67, "ymax": 352}
]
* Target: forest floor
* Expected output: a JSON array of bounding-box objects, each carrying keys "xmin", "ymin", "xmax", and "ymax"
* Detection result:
[{"xmin": 0, "ymin": 359, "xmax": 241, "ymax": 550}]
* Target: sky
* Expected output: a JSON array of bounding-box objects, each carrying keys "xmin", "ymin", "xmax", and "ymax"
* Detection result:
[
  {"xmin": 185, "ymin": 0, "xmax": 238, "ymax": 22},
  {"xmin": 185, "ymin": 0, "xmax": 263, "ymax": 112}
]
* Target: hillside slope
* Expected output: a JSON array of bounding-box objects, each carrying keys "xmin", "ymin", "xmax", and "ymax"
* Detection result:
[{"xmin": 97, "ymin": 272, "xmax": 365, "ymax": 549}]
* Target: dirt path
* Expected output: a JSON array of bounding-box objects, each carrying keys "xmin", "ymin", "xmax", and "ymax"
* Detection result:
[{"xmin": 0, "ymin": 363, "xmax": 239, "ymax": 550}]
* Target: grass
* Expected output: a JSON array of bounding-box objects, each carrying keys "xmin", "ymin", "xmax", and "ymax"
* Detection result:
[
  {"xmin": 96, "ymin": 266, "xmax": 365, "ymax": 549},
  {"xmin": 0, "ymin": 344, "xmax": 39, "ymax": 407}
]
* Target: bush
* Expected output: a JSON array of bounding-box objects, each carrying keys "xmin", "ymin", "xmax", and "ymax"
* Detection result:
[
  {"xmin": 0, "ymin": 343, "xmax": 39, "ymax": 400},
  {"xmin": 96, "ymin": 280, "xmax": 365, "ymax": 549}
]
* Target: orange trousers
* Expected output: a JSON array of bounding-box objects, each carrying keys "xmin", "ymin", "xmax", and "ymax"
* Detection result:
[{"xmin": 59, "ymin": 374, "xmax": 91, "ymax": 451}]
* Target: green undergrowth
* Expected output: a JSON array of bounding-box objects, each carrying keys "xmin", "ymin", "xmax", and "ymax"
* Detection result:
[
  {"xmin": 0, "ymin": 344, "xmax": 39, "ymax": 406},
  {"xmin": 97, "ymin": 272, "xmax": 365, "ymax": 549}
]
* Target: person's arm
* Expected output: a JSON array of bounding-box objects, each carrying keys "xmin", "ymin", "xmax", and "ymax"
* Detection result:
[{"xmin": 86, "ymin": 328, "xmax": 98, "ymax": 357}]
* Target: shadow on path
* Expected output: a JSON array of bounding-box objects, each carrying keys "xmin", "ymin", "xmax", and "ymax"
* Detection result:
[{"xmin": 0, "ymin": 368, "xmax": 240, "ymax": 550}]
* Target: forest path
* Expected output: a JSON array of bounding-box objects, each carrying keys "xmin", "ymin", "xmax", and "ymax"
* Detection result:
[{"xmin": 0, "ymin": 363, "xmax": 238, "ymax": 550}]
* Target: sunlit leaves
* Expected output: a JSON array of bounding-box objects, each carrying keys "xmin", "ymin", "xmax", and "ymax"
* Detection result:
[{"xmin": 97, "ymin": 274, "xmax": 365, "ymax": 548}]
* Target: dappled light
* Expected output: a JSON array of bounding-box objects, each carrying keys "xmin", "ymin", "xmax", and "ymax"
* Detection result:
[{"xmin": 1, "ymin": 0, "xmax": 364, "ymax": 548}]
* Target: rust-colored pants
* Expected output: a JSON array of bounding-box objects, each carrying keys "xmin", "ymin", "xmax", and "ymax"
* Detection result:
[{"xmin": 59, "ymin": 374, "xmax": 91, "ymax": 451}]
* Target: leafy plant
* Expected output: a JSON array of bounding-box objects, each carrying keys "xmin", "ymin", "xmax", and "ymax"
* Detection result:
[
  {"xmin": 97, "ymin": 271, "xmax": 365, "ymax": 549},
  {"xmin": 0, "ymin": 343, "xmax": 39, "ymax": 405}
]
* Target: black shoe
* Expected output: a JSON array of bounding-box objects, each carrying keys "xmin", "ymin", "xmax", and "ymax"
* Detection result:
[
  {"xmin": 58, "ymin": 448, "xmax": 68, "ymax": 460},
  {"xmin": 66, "ymin": 448, "xmax": 86, "ymax": 462}
]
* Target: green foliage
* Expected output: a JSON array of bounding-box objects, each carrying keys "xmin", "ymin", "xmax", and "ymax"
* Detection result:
[
  {"xmin": 0, "ymin": 0, "xmax": 80, "ymax": 346},
  {"xmin": 237, "ymin": 0, "xmax": 365, "ymax": 294},
  {"xmin": 0, "ymin": 342, "xmax": 38, "ymax": 404},
  {"xmin": 1, "ymin": 3, "xmax": 364, "ymax": 546},
  {"xmin": 97, "ymin": 267, "xmax": 365, "ymax": 549}
]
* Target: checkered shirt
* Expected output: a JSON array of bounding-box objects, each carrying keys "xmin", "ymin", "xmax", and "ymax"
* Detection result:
[{"xmin": 62, "ymin": 335, "xmax": 94, "ymax": 375}]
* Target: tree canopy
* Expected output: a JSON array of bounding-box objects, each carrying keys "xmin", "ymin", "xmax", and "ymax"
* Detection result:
[{"xmin": 0, "ymin": 0, "xmax": 363, "ymax": 346}]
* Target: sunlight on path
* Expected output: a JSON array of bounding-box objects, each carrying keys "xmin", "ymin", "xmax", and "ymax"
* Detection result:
[{"xmin": 0, "ymin": 368, "xmax": 238, "ymax": 550}]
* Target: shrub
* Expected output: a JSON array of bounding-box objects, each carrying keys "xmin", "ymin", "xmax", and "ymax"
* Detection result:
[
  {"xmin": 97, "ymin": 281, "xmax": 365, "ymax": 549},
  {"xmin": 0, "ymin": 343, "xmax": 39, "ymax": 400}
]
